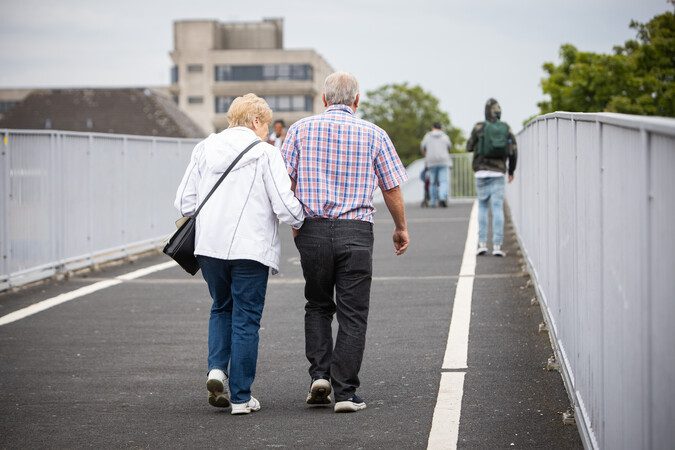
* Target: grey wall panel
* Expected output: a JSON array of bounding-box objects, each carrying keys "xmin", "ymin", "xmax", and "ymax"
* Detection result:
[{"xmin": 508, "ymin": 112, "xmax": 675, "ymax": 450}]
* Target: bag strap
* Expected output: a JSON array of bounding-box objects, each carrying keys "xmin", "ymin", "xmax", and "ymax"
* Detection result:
[{"xmin": 192, "ymin": 139, "xmax": 261, "ymax": 218}]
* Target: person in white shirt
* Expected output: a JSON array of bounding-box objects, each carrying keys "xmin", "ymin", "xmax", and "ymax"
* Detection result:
[
  {"xmin": 420, "ymin": 122, "xmax": 453, "ymax": 207},
  {"xmin": 267, "ymin": 119, "xmax": 286, "ymax": 149},
  {"xmin": 174, "ymin": 93, "xmax": 304, "ymax": 415}
]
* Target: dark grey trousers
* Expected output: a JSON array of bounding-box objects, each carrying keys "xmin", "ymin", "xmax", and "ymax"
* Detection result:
[{"xmin": 294, "ymin": 218, "xmax": 374, "ymax": 401}]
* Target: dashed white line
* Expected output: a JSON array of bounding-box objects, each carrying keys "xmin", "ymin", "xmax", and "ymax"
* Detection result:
[{"xmin": 428, "ymin": 201, "xmax": 478, "ymax": 449}]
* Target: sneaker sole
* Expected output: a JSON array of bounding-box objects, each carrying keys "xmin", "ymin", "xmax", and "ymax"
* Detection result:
[
  {"xmin": 206, "ymin": 379, "xmax": 230, "ymax": 408},
  {"xmin": 492, "ymin": 252, "xmax": 505, "ymax": 257},
  {"xmin": 334, "ymin": 401, "xmax": 367, "ymax": 413},
  {"xmin": 306, "ymin": 380, "xmax": 332, "ymax": 406},
  {"xmin": 477, "ymin": 250, "xmax": 488, "ymax": 256}
]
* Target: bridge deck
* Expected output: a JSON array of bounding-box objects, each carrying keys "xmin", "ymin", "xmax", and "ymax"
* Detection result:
[{"xmin": 0, "ymin": 203, "xmax": 582, "ymax": 448}]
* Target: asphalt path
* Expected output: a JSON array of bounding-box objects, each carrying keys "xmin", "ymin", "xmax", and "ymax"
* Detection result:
[{"xmin": 0, "ymin": 203, "xmax": 581, "ymax": 449}]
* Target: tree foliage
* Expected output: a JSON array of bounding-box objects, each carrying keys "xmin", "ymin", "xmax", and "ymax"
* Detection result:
[
  {"xmin": 360, "ymin": 83, "xmax": 465, "ymax": 166},
  {"xmin": 538, "ymin": 10, "xmax": 674, "ymax": 117}
]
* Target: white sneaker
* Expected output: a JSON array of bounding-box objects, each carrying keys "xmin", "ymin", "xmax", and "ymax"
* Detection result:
[
  {"xmin": 492, "ymin": 245, "xmax": 505, "ymax": 257},
  {"xmin": 206, "ymin": 369, "xmax": 230, "ymax": 408},
  {"xmin": 477, "ymin": 242, "xmax": 488, "ymax": 255},
  {"xmin": 306, "ymin": 378, "xmax": 332, "ymax": 406},
  {"xmin": 231, "ymin": 396, "xmax": 261, "ymax": 415},
  {"xmin": 334, "ymin": 395, "xmax": 367, "ymax": 413}
]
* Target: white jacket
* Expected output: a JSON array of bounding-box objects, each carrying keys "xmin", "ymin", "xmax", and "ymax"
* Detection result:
[{"xmin": 174, "ymin": 127, "xmax": 304, "ymax": 273}]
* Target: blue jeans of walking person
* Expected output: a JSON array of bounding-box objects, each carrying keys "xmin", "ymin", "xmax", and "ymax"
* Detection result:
[
  {"xmin": 197, "ymin": 256, "xmax": 269, "ymax": 404},
  {"xmin": 476, "ymin": 176, "xmax": 505, "ymax": 246},
  {"xmin": 427, "ymin": 165, "xmax": 449, "ymax": 206}
]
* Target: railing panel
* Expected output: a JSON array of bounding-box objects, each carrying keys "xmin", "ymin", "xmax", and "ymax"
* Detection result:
[
  {"xmin": 60, "ymin": 135, "xmax": 93, "ymax": 260},
  {"xmin": 508, "ymin": 112, "xmax": 675, "ymax": 449},
  {"xmin": 573, "ymin": 120, "xmax": 604, "ymax": 446},
  {"xmin": 7, "ymin": 133, "xmax": 53, "ymax": 275},
  {"xmin": 650, "ymin": 133, "xmax": 675, "ymax": 449},
  {"xmin": 601, "ymin": 124, "xmax": 649, "ymax": 450},
  {"xmin": 0, "ymin": 129, "xmax": 198, "ymax": 289}
]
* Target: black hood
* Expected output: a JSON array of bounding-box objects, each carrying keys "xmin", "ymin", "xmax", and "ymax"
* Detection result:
[{"xmin": 484, "ymin": 98, "xmax": 502, "ymax": 121}]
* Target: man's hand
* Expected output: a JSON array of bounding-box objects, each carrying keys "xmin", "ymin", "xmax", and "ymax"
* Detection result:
[
  {"xmin": 393, "ymin": 228, "xmax": 409, "ymax": 256},
  {"xmin": 381, "ymin": 185, "xmax": 409, "ymax": 256},
  {"xmin": 508, "ymin": 174, "xmax": 514, "ymax": 183},
  {"xmin": 292, "ymin": 227, "xmax": 300, "ymax": 238}
]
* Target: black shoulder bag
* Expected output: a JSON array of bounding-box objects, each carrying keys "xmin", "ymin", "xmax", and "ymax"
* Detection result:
[{"xmin": 163, "ymin": 139, "xmax": 261, "ymax": 275}]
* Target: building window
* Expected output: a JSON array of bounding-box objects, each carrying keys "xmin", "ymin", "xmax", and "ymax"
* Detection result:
[
  {"xmin": 215, "ymin": 64, "xmax": 313, "ymax": 82},
  {"xmin": 187, "ymin": 64, "xmax": 203, "ymax": 73},
  {"xmin": 262, "ymin": 95, "xmax": 313, "ymax": 112},
  {"xmin": 215, "ymin": 96, "xmax": 235, "ymax": 113},
  {"xmin": 215, "ymin": 95, "xmax": 312, "ymax": 113},
  {"xmin": 171, "ymin": 66, "xmax": 179, "ymax": 84},
  {"xmin": 188, "ymin": 96, "xmax": 203, "ymax": 104},
  {"xmin": 0, "ymin": 101, "xmax": 17, "ymax": 114}
]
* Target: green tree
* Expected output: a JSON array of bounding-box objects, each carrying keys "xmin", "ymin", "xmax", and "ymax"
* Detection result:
[
  {"xmin": 538, "ymin": 10, "xmax": 674, "ymax": 117},
  {"xmin": 360, "ymin": 83, "xmax": 465, "ymax": 167}
]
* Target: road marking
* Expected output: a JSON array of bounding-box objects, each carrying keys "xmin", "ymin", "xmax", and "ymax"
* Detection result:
[
  {"xmin": 0, "ymin": 261, "xmax": 177, "ymax": 327},
  {"xmin": 115, "ymin": 261, "xmax": 178, "ymax": 281},
  {"xmin": 375, "ymin": 217, "xmax": 469, "ymax": 225},
  {"xmin": 427, "ymin": 372, "xmax": 466, "ymax": 450},
  {"xmin": 428, "ymin": 201, "xmax": 478, "ymax": 450}
]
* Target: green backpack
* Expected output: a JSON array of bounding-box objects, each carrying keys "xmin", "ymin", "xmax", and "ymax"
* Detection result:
[{"xmin": 479, "ymin": 120, "xmax": 509, "ymax": 158}]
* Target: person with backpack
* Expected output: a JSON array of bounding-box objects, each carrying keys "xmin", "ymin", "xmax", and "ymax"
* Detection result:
[{"xmin": 466, "ymin": 98, "xmax": 518, "ymax": 257}]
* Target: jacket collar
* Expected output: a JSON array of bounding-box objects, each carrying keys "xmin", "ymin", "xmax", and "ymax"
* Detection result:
[{"xmin": 325, "ymin": 104, "xmax": 355, "ymax": 115}]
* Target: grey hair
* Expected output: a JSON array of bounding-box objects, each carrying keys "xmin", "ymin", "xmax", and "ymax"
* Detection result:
[{"xmin": 323, "ymin": 72, "xmax": 359, "ymax": 106}]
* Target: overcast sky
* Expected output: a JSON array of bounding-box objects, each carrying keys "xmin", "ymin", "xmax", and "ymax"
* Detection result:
[{"xmin": 0, "ymin": 0, "xmax": 670, "ymax": 133}]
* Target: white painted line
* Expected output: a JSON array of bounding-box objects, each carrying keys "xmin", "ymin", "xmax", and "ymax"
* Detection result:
[
  {"xmin": 115, "ymin": 261, "xmax": 178, "ymax": 281},
  {"xmin": 441, "ymin": 276, "xmax": 475, "ymax": 370},
  {"xmin": 443, "ymin": 202, "xmax": 478, "ymax": 370},
  {"xmin": 459, "ymin": 203, "xmax": 479, "ymax": 277},
  {"xmin": 0, "ymin": 261, "xmax": 178, "ymax": 327},
  {"xmin": 427, "ymin": 200, "xmax": 478, "ymax": 450},
  {"xmin": 0, "ymin": 279, "xmax": 122, "ymax": 326},
  {"xmin": 427, "ymin": 372, "xmax": 466, "ymax": 450}
]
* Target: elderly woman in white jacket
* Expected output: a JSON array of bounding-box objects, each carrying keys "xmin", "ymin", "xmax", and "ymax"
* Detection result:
[{"xmin": 174, "ymin": 93, "xmax": 304, "ymax": 415}]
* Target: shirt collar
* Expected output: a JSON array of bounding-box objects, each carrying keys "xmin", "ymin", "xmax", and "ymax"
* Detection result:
[{"xmin": 325, "ymin": 104, "xmax": 355, "ymax": 115}]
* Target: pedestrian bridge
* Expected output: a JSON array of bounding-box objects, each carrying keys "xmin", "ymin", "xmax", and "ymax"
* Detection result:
[{"xmin": 1, "ymin": 112, "xmax": 674, "ymax": 449}]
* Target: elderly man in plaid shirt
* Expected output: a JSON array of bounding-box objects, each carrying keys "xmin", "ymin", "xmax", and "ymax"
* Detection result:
[{"xmin": 282, "ymin": 72, "xmax": 409, "ymax": 413}]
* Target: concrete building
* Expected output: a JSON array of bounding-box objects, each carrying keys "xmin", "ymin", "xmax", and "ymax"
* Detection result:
[{"xmin": 170, "ymin": 18, "xmax": 334, "ymax": 133}]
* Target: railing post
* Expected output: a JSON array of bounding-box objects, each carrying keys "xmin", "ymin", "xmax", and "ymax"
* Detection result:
[{"xmin": 1, "ymin": 131, "xmax": 9, "ymax": 286}]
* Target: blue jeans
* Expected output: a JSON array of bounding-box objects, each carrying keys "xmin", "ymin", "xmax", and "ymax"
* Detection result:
[
  {"xmin": 476, "ymin": 176, "xmax": 505, "ymax": 246},
  {"xmin": 427, "ymin": 165, "xmax": 449, "ymax": 206},
  {"xmin": 197, "ymin": 256, "xmax": 269, "ymax": 404}
]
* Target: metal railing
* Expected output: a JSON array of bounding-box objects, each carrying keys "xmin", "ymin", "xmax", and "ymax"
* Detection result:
[
  {"xmin": 506, "ymin": 112, "xmax": 675, "ymax": 449},
  {"xmin": 0, "ymin": 129, "xmax": 198, "ymax": 290}
]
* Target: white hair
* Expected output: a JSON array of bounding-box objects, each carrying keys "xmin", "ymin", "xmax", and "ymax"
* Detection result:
[{"xmin": 323, "ymin": 72, "xmax": 359, "ymax": 106}]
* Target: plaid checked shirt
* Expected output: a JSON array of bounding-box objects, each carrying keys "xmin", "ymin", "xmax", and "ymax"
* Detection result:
[{"xmin": 282, "ymin": 104, "xmax": 408, "ymax": 222}]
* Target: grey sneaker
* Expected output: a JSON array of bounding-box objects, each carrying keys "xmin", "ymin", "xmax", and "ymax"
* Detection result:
[
  {"xmin": 231, "ymin": 396, "xmax": 261, "ymax": 415},
  {"xmin": 477, "ymin": 242, "xmax": 488, "ymax": 255},
  {"xmin": 306, "ymin": 378, "xmax": 332, "ymax": 406},
  {"xmin": 206, "ymin": 369, "xmax": 230, "ymax": 408},
  {"xmin": 492, "ymin": 245, "xmax": 505, "ymax": 257},
  {"xmin": 334, "ymin": 395, "xmax": 367, "ymax": 413}
]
